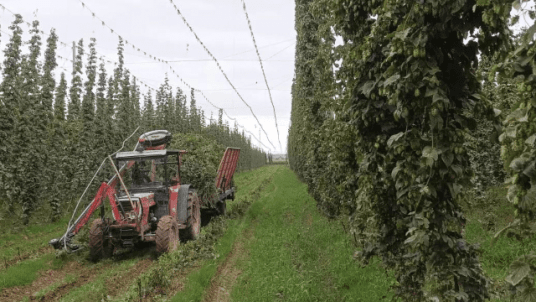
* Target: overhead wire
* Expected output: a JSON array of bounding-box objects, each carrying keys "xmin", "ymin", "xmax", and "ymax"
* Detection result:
[
  {"xmin": 0, "ymin": 4, "xmax": 158, "ymax": 92},
  {"xmin": 166, "ymin": 0, "xmax": 276, "ymax": 150},
  {"xmin": 195, "ymin": 89, "xmax": 271, "ymax": 152},
  {"xmin": 220, "ymin": 38, "xmax": 294, "ymax": 59},
  {"xmin": 75, "ymin": 0, "xmax": 195, "ymax": 92},
  {"xmin": 265, "ymin": 43, "xmax": 295, "ymax": 60},
  {"xmin": 124, "ymin": 40, "xmax": 295, "ymax": 64},
  {"xmin": 75, "ymin": 0, "xmax": 273, "ymax": 152},
  {"xmin": 0, "ymin": 2, "xmax": 272, "ymax": 153},
  {"xmin": 126, "ymin": 59, "xmax": 292, "ymax": 64},
  {"xmin": 240, "ymin": 0, "xmax": 281, "ymax": 151}
]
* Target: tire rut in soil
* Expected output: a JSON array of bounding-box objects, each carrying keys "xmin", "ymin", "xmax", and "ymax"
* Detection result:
[
  {"xmin": 203, "ymin": 227, "xmax": 255, "ymax": 302},
  {"xmin": 104, "ymin": 258, "xmax": 154, "ymax": 299},
  {"xmin": 0, "ymin": 260, "xmax": 93, "ymax": 302},
  {"xmin": 38, "ymin": 269, "xmax": 97, "ymax": 302}
]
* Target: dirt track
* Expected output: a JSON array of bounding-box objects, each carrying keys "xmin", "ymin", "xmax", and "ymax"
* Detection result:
[{"xmin": 203, "ymin": 228, "xmax": 253, "ymax": 302}]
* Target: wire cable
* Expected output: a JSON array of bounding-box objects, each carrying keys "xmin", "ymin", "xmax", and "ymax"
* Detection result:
[
  {"xmin": 195, "ymin": 89, "xmax": 271, "ymax": 152},
  {"xmin": 0, "ymin": 5, "xmax": 158, "ymax": 91},
  {"xmin": 75, "ymin": 0, "xmax": 195, "ymax": 93},
  {"xmin": 240, "ymin": 0, "xmax": 281, "ymax": 151},
  {"xmin": 75, "ymin": 0, "xmax": 274, "ymax": 150},
  {"xmin": 166, "ymin": 0, "xmax": 276, "ymax": 150}
]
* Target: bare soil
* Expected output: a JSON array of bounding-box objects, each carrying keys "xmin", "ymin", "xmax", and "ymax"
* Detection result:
[
  {"xmin": 203, "ymin": 227, "xmax": 254, "ymax": 302},
  {"xmin": 104, "ymin": 258, "xmax": 154, "ymax": 298},
  {"xmin": 0, "ymin": 260, "xmax": 97, "ymax": 302}
]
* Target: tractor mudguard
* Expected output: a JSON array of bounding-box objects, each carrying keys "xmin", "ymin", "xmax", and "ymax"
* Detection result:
[{"xmin": 177, "ymin": 184, "xmax": 191, "ymax": 224}]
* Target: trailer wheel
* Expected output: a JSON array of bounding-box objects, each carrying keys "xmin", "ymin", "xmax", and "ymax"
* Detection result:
[
  {"xmin": 156, "ymin": 215, "xmax": 179, "ymax": 254},
  {"xmin": 216, "ymin": 200, "xmax": 226, "ymax": 216},
  {"xmin": 185, "ymin": 189, "xmax": 201, "ymax": 240},
  {"xmin": 89, "ymin": 219, "xmax": 113, "ymax": 261}
]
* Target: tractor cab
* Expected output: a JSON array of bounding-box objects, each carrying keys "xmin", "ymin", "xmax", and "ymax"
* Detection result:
[
  {"xmin": 114, "ymin": 149, "xmax": 184, "ymax": 193},
  {"xmin": 113, "ymin": 149, "xmax": 188, "ymax": 232}
]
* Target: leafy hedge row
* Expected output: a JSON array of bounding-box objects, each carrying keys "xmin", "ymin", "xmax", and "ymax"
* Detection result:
[
  {"xmin": 288, "ymin": 0, "xmax": 522, "ymax": 300},
  {"xmin": 0, "ymin": 15, "xmax": 267, "ymax": 225}
]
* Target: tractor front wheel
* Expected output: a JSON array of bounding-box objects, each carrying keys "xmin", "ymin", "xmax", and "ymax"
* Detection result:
[
  {"xmin": 185, "ymin": 189, "xmax": 201, "ymax": 240},
  {"xmin": 156, "ymin": 215, "xmax": 179, "ymax": 254},
  {"xmin": 89, "ymin": 218, "xmax": 113, "ymax": 262}
]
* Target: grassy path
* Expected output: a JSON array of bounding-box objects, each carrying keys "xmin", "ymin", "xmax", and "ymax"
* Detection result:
[{"xmin": 195, "ymin": 166, "xmax": 394, "ymax": 302}]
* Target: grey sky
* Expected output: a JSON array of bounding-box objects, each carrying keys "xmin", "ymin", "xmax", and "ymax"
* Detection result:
[{"xmin": 0, "ymin": 0, "xmax": 296, "ymax": 154}]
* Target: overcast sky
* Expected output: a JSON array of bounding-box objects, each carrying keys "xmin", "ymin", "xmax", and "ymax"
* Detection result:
[{"xmin": 0, "ymin": 0, "xmax": 296, "ymax": 154}]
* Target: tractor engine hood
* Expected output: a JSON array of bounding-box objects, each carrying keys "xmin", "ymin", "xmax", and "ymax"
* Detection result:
[{"xmin": 116, "ymin": 193, "xmax": 154, "ymax": 222}]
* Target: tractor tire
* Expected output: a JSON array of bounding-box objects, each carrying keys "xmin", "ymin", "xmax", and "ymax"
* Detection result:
[
  {"xmin": 185, "ymin": 189, "xmax": 201, "ymax": 240},
  {"xmin": 156, "ymin": 215, "xmax": 179, "ymax": 254},
  {"xmin": 89, "ymin": 219, "xmax": 113, "ymax": 262},
  {"xmin": 216, "ymin": 200, "xmax": 227, "ymax": 216}
]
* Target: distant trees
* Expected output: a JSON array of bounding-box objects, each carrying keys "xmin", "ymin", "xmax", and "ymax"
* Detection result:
[{"xmin": 0, "ymin": 15, "xmax": 267, "ymax": 224}]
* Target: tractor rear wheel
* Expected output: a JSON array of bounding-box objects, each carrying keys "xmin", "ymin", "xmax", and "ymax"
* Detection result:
[
  {"xmin": 185, "ymin": 189, "xmax": 201, "ymax": 240},
  {"xmin": 89, "ymin": 219, "xmax": 113, "ymax": 262},
  {"xmin": 156, "ymin": 215, "xmax": 179, "ymax": 254}
]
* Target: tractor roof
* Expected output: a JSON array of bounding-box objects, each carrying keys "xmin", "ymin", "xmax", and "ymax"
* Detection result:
[{"xmin": 115, "ymin": 149, "xmax": 180, "ymax": 160}]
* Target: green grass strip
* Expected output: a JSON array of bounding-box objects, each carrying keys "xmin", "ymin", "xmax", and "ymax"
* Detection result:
[
  {"xmin": 231, "ymin": 166, "xmax": 395, "ymax": 301},
  {"xmin": 171, "ymin": 217, "xmax": 248, "ymax": 302},
  {"xmin": 0, "ymin": 253, "xmax": 55, "ymax": 291},
  {"xmin": 171, "ymin": 166, "xmax": 279, "ymax": 302}
]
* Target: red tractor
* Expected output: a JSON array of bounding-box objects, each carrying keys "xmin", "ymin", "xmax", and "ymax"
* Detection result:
[{"xmin": 49, "ymin": 130, "xmax": 240, "ymax": 260}]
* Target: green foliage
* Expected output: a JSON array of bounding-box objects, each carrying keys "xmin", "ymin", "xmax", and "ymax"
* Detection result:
[
  {"xmin": 142, "ymin": 90, "xmax": 155, "ymax": 131},
  {"xmin": 168, "ymin": 133, "xmax": 225, "ymax": 201},
  {"xmin": 466, "ymin": 55, "xmax": 510, "ymax": 197},
  {"xmin": 289, "ymin": 0, "xmax": 513, "ymax": 300},
  {"xmin": 231, "ymin": 167, "xmax": 395, "ymax": 301},
  {"xmin": 18, "ymin": 20, "xmax": 46, "ymax": 225},
  {"xmin": 68, "ymin": 39, "xmax": 83, "ymax": 120},
  {"xmin": 41, "ymin": 28, "xmax": 57, "ymax": 121},
  {"xmin": 94, "ymin": 59, "xmax": 109, "ymax": 160},
  {"xmin": 41, "ymin": 28, "xmax": 60, "ymax": 221},
  {"xmin": 493, "ymin": 5, "xmax": 536, "ymax": 297},
  {"xmin": 0, "ymin": 15, "xmax": 24, "ymax": 213},
  {"xmin": 117, "ymin": 68, "xmax": 132, "ymax": 137},
  {"xmin": 0, "ymin": 15, "xmax": 266, "ymax": 230},
  {"xmin": 174, "ymin": 87, "xmax": 186, "ymax": 133},
  {"xmin": 54, "ymin": 72, "xmax": 67, "ymax": 120},
  {"xmin": 80, "ymin": 37, "xmax": 98, "ymax": 178}
]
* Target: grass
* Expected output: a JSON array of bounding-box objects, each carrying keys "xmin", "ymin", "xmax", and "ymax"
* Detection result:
[
  {"xmin": 230, "ymin": 167, "xmax": 394, "ymax": 301},
  {"xmin": 58, "ymin": 258, "xmax": 141, "ymax": 302},
  {"xmin": 30, "ymin": 273, "xmax": 78, "ymax": 301},
  {"xmin": 0, "ymin": 216, "xmax": 69, "ymax": 263},
  {"xmin": 170, "ymin": 165, "xmax": 279, "ymax": 302},
  {"xmin": 463, "ymin": 185, "xmax": 536, "ymax": 301},
  {"xmin": 0, "ymin": 253, "xmax": 57, "ymax": 291},
  {"xmin": 171, "ymin": 218, "xmax": 247, "ymax": 302}
]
